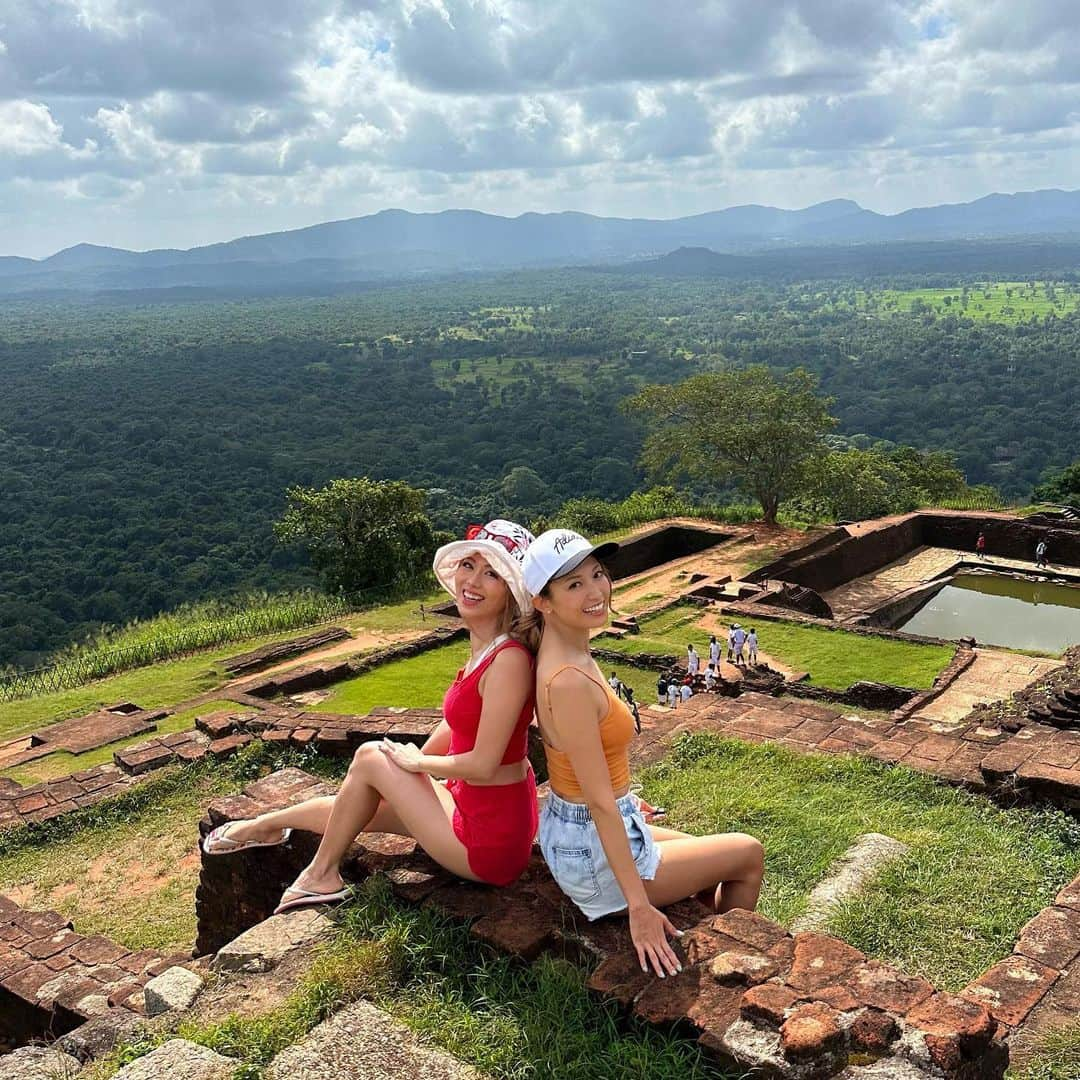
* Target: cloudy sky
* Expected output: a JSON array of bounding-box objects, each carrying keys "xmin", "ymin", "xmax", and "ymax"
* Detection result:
[{"xmin": 2, "ymin": 0, "xmax": 1078, "ymax": 257}]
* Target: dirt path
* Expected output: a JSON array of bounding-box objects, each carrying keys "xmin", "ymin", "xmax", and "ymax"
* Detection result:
[{"xmin": 248, "ymin": 627, "xmax": 432, "ymax": 681}]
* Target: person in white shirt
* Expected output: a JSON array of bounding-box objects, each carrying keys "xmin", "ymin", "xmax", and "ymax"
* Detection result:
[
  {"xmin": 732, "ymin": 625, "xmax": 747, "ymax": 667},
  {"xmin": 608, "ymin": 670, "xmax": 622, "ymax": 694},
  {"xmin": 727, "ymin": 626, "xmax": 736, "ymax": 662},
  {"xmin": 708, "ymin": 634, "xmax": 721, "ymax": 669},
  {"xmin": 686, "ymin": 644, "xmax": 700, "ymax": 676},
  {"xmin": 667, "ymin": 680, "xmax": 679, "ymax": 708},
  {"xmin": 747, "ymin": 629, "xmax": 758, "ymax": 666},
  {"xmin": 704, "ymin": 664, "xmax": 717, "ymax": 691},
  {"xmin": 680, "ymin": 680, "xmax": 693, "ymax": 702}
]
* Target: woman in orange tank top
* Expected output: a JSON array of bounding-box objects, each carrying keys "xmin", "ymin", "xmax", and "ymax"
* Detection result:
[{"xmin": 522, "ymin": 529, "xmax": 765, "ymax": 980}]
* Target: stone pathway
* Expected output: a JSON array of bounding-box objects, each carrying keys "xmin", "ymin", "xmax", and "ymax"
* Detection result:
[{"xmin": 912, "ymin": 648, "xmax": 1063, "ymax": 725}]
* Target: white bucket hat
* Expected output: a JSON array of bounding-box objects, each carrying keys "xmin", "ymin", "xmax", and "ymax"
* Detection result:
[{"xmin": 433, "ymin": 519, "xmax": 535, "ymax": 615}]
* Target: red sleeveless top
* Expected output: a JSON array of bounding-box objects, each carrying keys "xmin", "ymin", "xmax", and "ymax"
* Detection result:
[{"xmin": 442, "ymin": 639, "xmax": 534, "ymax": 764}]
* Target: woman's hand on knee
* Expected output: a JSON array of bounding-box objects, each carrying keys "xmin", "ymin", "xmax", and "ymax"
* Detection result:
[
  {"xmin": 379, "ymin": 739, "xmax": 425, "ymax": 773},
  {"xmin": 628, "ymin": 902, "xmax": 683, "ymax": 978}
]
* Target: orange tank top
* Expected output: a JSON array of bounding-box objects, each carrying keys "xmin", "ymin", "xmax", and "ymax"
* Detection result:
[{"xmin": 540, "ymin": 664, "xmax": 635, "ymax": 802}]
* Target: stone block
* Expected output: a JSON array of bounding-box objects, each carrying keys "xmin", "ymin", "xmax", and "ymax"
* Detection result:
[
  {"xmin": 110, "ymin": 1039, "xmax": 237, "ymax": 1080},
  {"xmin": 142, "ymin": 965, "xmax": 203, "ymax": 1016},
  {"xmin": 709, "ymin": 951, "xmax": 779, "ymax": 986},
  {"xmin": 57, "ymin": 1009, "xmax": 145, "ymax": 1062},
  {"xmin": 1015, "ymin": 758, "xmax": 1080, "ymax": 800},
  {"xmin": 1055, "ymin": 874, "xmax": 1080, "ymax": 912},
  {"xmin": 208, "ymin": 733, "xmax": 253, "ymax": 758},
  {"xmin": 787, "ymin": 932, "xmax": 865, "ymax": 992},
  {"xmin": 68, "ymin": 935, "xmax": 128, "ymax": 966},
  {"xmin": 907, "ymin": 992, "xmax": 997, "ymax": 1075},
  {"xmin": 195, "ymin": 711, "xmax": 237, "ymax": 739},
  {"xmin": 0, "ymin": 1045, "xmax": 83, "ymax": 1079},
  {"xmin": 211, "ymin": 909, "xmax": 332, "ymax": 974},
  {"xmin": 243, "ymin": 767, "xmax": 322, "ymax": 806},
  {"xmin": 24, "ymin": 928, "xmax": 80, "ymax": 960},
  {"xmin": 780, "ymin": 1001, "xmax": 845, "ymax": 1062},
  {"xmin": 962, "ymin": 954, "xmax": 1059, "ymax": 1026},
  {"xmin": 585, "ymin": 950, "xmax": 650, "ymax": 1008},
  {"xmin": 470, "ymin": 900, "xmax": 556, "ymax": 961},
  {"xmin": 979, "ymin": 743, "xmax": 1036, "ymax": 783},
  {"xmin": 1014, "ymin": 906, "xmax": 1080, "ymax": 969},
  {"xmin": 850, "ymin": 960, "xmax": 934, "ymax": 1013},
  {"xmin": 740, "ymin": 982, "xmax": 800, "ymax": 1027},
  {"xmin": 848, "ymin": 1007, "xmax": 899, "ymax": 1054},
  {"xmin": 711, "ymin": 909, "xmax": 790, "ymax": 953}
]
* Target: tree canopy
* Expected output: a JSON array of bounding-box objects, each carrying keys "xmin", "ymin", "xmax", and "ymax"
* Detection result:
[
  {"xmin": 1033, "ymin": 462, "xmax": 1080, "ymax": 507},
  {"xmin": 623, "ymin": 366, "xmax": 838, "ymax": 525},
  {"xmin": 273, "ymin": 477, "xmax": 444, "ymax": 597}
]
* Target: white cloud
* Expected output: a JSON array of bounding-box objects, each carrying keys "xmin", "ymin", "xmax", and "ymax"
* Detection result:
[
  {"xmin": 0, "ymin": 100, "xmax": 65, "ymax": 155},
  {"xmin": 0, "ymin": 0, "xmax": 1078, "ymax": 256}
]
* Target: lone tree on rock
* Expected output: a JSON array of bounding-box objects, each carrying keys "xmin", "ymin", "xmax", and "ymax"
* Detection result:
[
  {"xmin": 622, "ymin": 366, "xmax": 837, "ymax": 526},
  {"xmin": 275, "ymin": 477, "xmax": 444, "ymax": 597}
]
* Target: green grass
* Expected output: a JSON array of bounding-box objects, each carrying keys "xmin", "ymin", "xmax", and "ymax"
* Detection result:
[
  {"xmin": 92, "ymin": 876, "xmax": 722, "ymax": 1080},
  {"xmin": 860, "ymin": 281, "xmax": 1080, "ymax": 325},
  {"xmin": 342, "ymin": 588, "xmax": 446, "ymax": 634},
  {"xmin": 642, "ymin": 734, "xmax": 1080, "ymax": 989},
  {"xmin": 311, "ymin": 641, "xmax": 470, "ymax": 715},
  {"xmin": 603, "ymin": 606, "xmax": 954, "ymax": 690},
  {"xmin": 0, "ymin": 699, "xmax": 255, "ymax": 785},
  {"xmin": 1009, "ymin": 1019, "xmax": 1080, "ymax": 1079}
]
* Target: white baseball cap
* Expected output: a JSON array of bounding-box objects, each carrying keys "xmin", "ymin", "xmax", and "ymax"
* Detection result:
[
  {"xmin": 433, "ymin": 519, "xmax": 535, "ymax": 614},
  {"xmin": 522, "ymin": 529, "xmax": 619, "ymax": 597}
]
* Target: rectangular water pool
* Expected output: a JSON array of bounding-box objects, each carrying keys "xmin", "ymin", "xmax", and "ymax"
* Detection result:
[{"xmin": 897, "ymin": 572, "xmax": 1080, "ymax": 653}]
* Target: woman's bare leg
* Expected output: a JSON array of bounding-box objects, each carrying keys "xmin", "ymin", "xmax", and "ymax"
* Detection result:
[
  {"xmin": 222, "ymin": 795, "xmax": 408, "ymax": 844},
  {"xmin": 287, "ymin": 743, "xmax": 478, "ymax": 897},
  {"xmin": 644, "ymin": 833, "xmax": 764, "ymax": 913}
]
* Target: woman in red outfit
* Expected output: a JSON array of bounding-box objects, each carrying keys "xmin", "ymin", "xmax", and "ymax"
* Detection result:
[{"xmin": 203, "ymin": 520, "xmax": 539, "ymax": 911}]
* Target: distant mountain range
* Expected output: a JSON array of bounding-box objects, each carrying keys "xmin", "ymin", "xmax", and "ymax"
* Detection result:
[{"xmin": 4, "ymin": 188, "xmax": 1080, "ymax": 296}]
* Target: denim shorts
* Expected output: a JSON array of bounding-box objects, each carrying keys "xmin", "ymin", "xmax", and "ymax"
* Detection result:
[{"xmin": 538, "ymin": 789, "xmax": 662, "ymax": 920}]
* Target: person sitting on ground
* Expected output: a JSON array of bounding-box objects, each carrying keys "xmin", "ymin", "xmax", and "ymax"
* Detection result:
[
  {"xmin": 522, "ymin": 528, "xmax": 765, "ymax": 978},
  {"xmin": 732, "ymin": 624, "xmax": 747, "ymax": 667},
  {"xmin": 747, "ymin": 628, "xmax": 759, "ymax": 667},
  {"xmin": 704, "ymin": 663, "xmax": 718, "ymax": 691},
  {"xmin": 203, "ymin": 519, "xmax": 541, "ymax": 912},
  {"xmin": 656, "ymin": 672, "xmax": 669, "ymax": 706}
]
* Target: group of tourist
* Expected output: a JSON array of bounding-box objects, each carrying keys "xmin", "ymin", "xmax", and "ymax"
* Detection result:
[{"xmin": 205, "ymin": 520, "xmax": 764, "ymax": 979}]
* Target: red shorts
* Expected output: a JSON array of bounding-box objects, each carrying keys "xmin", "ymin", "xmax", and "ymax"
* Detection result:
[{"xmin": 446, "ymin": 770, "xmax": 538, "ymax": 887}]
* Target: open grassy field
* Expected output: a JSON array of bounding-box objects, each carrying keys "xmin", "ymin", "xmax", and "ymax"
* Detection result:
[
  {"xmin": 602, "ymin": 605, "xmax": 955, "ymax": 690},
  {"xmin": 431, "ymin": 353, "xmax": 626, "ymax": 390},
  {"xmin": 310, "ymin": 640, "xmax": 470, "ymax": 715},
  {"xmin": 860, "ymin": 281, "xmax": 1080, "ymax": 324},
  {"xmin": 642, "ymin": 733, "xmax": 1080, "ymax": 990}
]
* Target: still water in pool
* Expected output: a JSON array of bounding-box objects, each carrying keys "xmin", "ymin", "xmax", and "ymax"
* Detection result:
[{"xmin": 898, "ymin": 573, "xmax": 1080, "ymax": 654}]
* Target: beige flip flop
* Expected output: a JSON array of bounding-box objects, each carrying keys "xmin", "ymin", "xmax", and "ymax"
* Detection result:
[
  {"xmin": 273, "ymin": 884, "xmax": 350, "ymax": 915},
  {"xmin": 202, "ymin": 821, "xmax": 292, "ymax": 856}
]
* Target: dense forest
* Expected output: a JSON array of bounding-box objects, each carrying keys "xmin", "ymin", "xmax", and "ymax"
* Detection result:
[{"xmin": 2, "ymin": 265, "xmax": 1078, "ymax": 668}]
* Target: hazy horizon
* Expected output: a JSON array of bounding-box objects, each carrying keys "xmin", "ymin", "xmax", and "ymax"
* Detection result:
[{"xmin": 3, "ymin": 1, "xmax": 1079, "ymax": 258}]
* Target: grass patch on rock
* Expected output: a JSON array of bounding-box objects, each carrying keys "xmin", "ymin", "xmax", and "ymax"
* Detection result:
[{"xmin": 640, "ymin": 733, "xmax": 1080, "ymax": 990}]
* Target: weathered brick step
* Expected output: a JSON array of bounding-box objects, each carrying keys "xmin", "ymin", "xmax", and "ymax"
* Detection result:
[
  {"xmin": 0, "ymin": 894, "xmax": 184, "ymax": 1044},
  {"xmin": 114, "ymin": 731, "xmax": 210, "ymax": 775}
]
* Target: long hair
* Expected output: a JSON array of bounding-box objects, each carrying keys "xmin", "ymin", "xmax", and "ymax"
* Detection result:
[{"xmin": 505, "ymin": 594, "xmax": 543, "ymax": 654}]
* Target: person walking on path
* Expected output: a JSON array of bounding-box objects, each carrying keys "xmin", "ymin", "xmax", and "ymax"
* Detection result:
[
  {"xmin": 1036, "ymin": 539, "xmax": 1049, "ymax": 569},
  {"xmin": 686, "ymin": 644, "xmax": 700, "ymax": 676},
  {"xmin": 976, "ymin": 532, "xmax": 987, "ymax": 559},
  {"xmin": 732, "ymin": 625, "xmax": 747, "ymax": 667},
  {"xmin": 522, "ymin": 529, "xmax": 765, "ymax": 979},
  {"xmin": 708, "ymin": 634, "xmax": 721, "ymax": 669},
  {"xmin": 609, "ymin": 670, "xmax": 624, "ymax": 695},
  {"xmin": 204, "ymin": 519, "xmax": 541, "ymax": 911},
  {"xmin": 747, "ymin": 628, "xmax": 759, "ymax": 667},
  {"xmin": 726, "ymin": 625, "xmax": 736, "ymax": 662}
]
